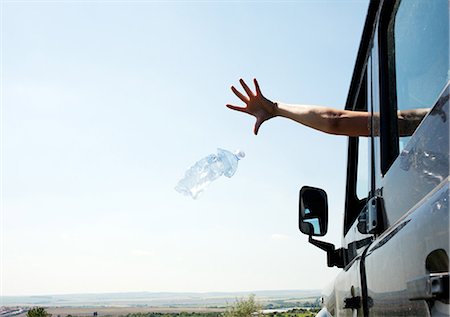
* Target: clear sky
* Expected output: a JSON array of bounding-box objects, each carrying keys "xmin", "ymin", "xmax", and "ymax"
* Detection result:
[{"xmin": 1, "ymin": 0, "xmax": 369, "ymax": 296}]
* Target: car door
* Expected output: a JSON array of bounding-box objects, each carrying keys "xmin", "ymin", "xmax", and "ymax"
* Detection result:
[{"xmin": 362, "ymin": 0, "xmax": 449, "ymax": 315}]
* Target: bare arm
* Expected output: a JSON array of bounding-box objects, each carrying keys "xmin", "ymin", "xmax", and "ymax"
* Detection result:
[
  {"xmin": 397, "ymin": 108, "xmax": 429, "ymax": 136},
  {"xmin": 227, "ymin": 78, "xmax": 370, "ymax": 136},
  {"xmin": 275, "ymin": 102, "xmax": 370, "ymax": 137}
]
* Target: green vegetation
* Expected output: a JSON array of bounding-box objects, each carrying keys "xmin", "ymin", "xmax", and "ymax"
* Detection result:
[
  {"xmin": 27, "ymin": 307, "xmax": 52, "ymax": 317},
  {"xmin": 223, "ymin": 295, "xmax": 262, "ymax": 317},
  {"xmin": 264, "ymin": 308, "xmax": 320, "ymax": 317}
]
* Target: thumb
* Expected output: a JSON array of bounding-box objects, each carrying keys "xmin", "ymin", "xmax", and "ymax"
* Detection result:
[{"xmin": 254, "ymin": 119, "xmax": 263, "ymax": 135}]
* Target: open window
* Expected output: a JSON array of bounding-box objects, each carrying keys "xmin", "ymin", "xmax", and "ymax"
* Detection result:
[{"xmin": 379, "ymin": 0, "xmax": 449, "ymax": 172}]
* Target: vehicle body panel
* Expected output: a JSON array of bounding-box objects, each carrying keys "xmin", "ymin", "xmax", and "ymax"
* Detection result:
[
  {"xmin": 304, "ymin": 0, "xmax": 450, "ymax": 316},
  {"xmin": 364, "ymin": 87, "xmax": 450, "ymax": 316}
]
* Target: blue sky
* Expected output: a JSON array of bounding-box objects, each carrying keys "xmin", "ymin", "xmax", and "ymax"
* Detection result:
[{"xmin": 2, "ymin": 0, "xmax": 369, "ymax": 296}]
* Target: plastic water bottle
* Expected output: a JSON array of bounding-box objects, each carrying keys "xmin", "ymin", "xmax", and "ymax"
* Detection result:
[{"xmin": 175, "ymin": 148, "xmax": 245, "ymax": 199}]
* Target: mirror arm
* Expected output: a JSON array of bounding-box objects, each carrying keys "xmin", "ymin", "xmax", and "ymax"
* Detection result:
[
  {"xmin": 308, "ymin": 236, "xmax": 334, "ymax": 252},
  {"xmin": 308, "ymin": 236, "xmax": 345, "ymax": 268}
]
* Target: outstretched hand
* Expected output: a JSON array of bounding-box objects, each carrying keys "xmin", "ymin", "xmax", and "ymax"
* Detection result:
[{"xmin": 227, "ymin": 78, "xmax": 278, "ymax": 135}]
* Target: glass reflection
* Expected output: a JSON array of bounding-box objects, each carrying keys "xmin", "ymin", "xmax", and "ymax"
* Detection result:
[{"xmin": 390, "ymin": 0, "xmax": 449, "ymax": 151}]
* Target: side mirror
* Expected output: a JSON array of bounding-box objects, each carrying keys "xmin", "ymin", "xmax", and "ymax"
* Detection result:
[
  {"xmin": 298, "ymin": 186, "xmax": 344, "ymax": 268},
  {"xmin": 299, "ymin": 186, "xmax": 328, "ymax": 236}
]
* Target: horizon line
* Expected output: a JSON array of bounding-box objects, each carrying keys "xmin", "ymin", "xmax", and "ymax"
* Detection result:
[{"xmin": 1, "ymin": 289, "xmax": 321, "ymax": 298}]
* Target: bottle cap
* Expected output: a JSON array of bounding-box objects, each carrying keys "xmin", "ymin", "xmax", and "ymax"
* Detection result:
[{"xmin": 234, "ymin": 150, "xmax": 245, "ymax": 159}]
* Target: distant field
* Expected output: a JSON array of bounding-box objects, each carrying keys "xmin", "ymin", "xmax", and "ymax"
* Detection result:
[
  {"xmin": 51, "ymin": 307, "xmax": 225, "ymax": 315},
  {"xmin": 14, "ymin": 307, "xmax": 226, "ymax": 317},
  {"xmin": 11, "ymin": 307, "xmax": 318, "ymax": 317},
  {"xmin": 3, "ymin": 291, "xmax": 320, "ymax": 317},
  {"xmin": 1, "ymin": 290, "xmax": 320, "ymax": 308}
]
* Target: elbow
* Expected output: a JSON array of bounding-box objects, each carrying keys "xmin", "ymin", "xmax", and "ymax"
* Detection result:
[
  {"xmin": 321, "ymin": 113, "xmax": 348, "ymax": 136},
  {"xmin": 304, "ymin": 108, "xmax": 369, "ymax": 137},
  {"xmin": 323, "ymin": 117, "xmax": 343, "ymax": 135},
  {"xmin": 322, "ymin": 114, "xmax": 369, "ymax": 137}
]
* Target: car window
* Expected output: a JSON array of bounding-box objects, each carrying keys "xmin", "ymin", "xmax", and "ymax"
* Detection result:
[
  {"xmin": 357, "ymin": 136, "xmax": 369, "ymax": 200},
  {"xmin": 389, "ymin": 0, "xmax": 449, "ymax": 152}
]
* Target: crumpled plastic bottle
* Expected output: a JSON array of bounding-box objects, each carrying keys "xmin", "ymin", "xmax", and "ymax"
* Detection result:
[{"xmin": 175, "ymin": 148, "xmax": 245, "ymax": 199}]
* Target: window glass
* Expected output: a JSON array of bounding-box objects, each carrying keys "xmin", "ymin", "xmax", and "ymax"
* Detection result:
[
  {"xmin": 371, "ymin": 29, "xmax": 382, "ymax": 187},
  {"xmin": 357, "ymin": 136, "xmax": 369, "ymax": 200},
  {"xmin": 390, "ymin": 0, "xmax": 449, "ymax": 151}
]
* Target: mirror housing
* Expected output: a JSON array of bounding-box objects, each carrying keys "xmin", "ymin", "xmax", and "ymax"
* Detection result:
[
  {"xmin": 299, "ymin": 186, "xmax": 328, "ymax": 236},
  {"xmin": 298, "ymin": 186, "xmax": 345, "ymax": 268}
]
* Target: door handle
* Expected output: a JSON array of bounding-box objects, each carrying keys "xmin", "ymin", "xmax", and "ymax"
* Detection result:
[{"xmin": 407, "ymin": 272, "xmax": 449, "ymax": 300}]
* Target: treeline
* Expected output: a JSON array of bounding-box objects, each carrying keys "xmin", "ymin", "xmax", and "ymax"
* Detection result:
[{"xmin": 263, "ymin": 308, "xmax": 321, "ymax": 317}]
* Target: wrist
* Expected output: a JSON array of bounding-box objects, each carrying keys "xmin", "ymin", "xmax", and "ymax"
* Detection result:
[
  {"xmin": 272, "ymin": 101, "xmax": 281, "ymax": 117},
  {"xmin": 274, "ymin": 101, "xmax": 292, "ymax": 118}
]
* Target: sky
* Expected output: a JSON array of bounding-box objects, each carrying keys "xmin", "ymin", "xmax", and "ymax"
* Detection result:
[{"xmin": 1, "ymin": 0, "xmax": 369, "ymax": 296}]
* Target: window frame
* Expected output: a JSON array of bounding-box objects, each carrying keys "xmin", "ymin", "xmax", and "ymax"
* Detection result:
[
  {"xmin": 378, "ymin": 0, "xmax": 400, "ymax": 175},
  {"xmin": 344, "ymin": 70, "xmax": 369, "ymax": 235}
]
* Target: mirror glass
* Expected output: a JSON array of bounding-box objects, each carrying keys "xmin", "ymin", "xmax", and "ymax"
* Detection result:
[{"xmin": 299, "ymin": 186, "xmax": 328, "ymax": 236}]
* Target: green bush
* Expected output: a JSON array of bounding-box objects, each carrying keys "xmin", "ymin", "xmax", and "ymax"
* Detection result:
[
  {"xmin": 27, "ymin": 307, "xmax": 52, "ymax": 317},
  {"xmin": 223, "ymin": 295, "xmax": 262, "ymax": 317}
]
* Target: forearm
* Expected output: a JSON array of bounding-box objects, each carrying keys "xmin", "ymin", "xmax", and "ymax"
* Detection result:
[
  {"xmin": 397, "ymin": 108, "xmax": 429, "ymax": 136},
  {"xmin": 274, "ymin": 102, "xmax": 370, "ymax": 136},
  {"xmin": 372, "ymin": 108, "xmax": 429, "ymax": 137}
]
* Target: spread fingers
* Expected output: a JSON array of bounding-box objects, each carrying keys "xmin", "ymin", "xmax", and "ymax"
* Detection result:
[
  {"xmin": 254, "ymin": 78, "xmax": 262, "ymax": 96},
  {"xmin": 226, "ymin": 104, "xmax": 248, "ymax": 113},
  {"xmin": 231, "ymin": 86, "xmax": 249, "ymax": 103},
  {"xmin": 239, "ymin": 79, "xmax": 254, "ymax": 98}
]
